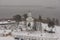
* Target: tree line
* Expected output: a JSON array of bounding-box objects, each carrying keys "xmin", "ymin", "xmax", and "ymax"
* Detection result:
[{"xmin": 13, "ymin": 14, "xmax": 59, "ymax": 26}]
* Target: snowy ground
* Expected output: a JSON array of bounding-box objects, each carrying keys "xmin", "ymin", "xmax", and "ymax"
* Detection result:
[
  {"xmin": 0, "ymin": 36, "xmax": 14, "ymax": 40},
  {"xmin": 0, "ymin": 23, "xmax": 60, "ymax": 40}
]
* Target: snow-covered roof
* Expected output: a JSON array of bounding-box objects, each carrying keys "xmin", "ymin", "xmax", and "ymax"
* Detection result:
[{"xmin": 0, "ymin": 21, "xmax": 16, "ymax": 25}]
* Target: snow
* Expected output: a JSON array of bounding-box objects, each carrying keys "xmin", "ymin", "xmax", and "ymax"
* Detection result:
[
  {"xmin": 41, "ymin": 23, "xmax": 60, "ymax": 40},
  {"xmin": 55, "ymin": 26, "xmax": 60, "ymax": 33},
  {"xmin": 0, "ymin": 21, "xmax": 8, "ymax": 24},
  {"xmin": 55, "ymin": 26, "xmax": 60, "ymax": 40},
  {"xmin": 0, "ymin": 30, "xmax": 4, "ymax": 34},
  {"xmin": 0, "ymin": 21, "xmax": 16, "ymax": 25},
  {"xmin": 0, "ymin": 22, "xmax": 60, "ymax": 40},
  {"xmin": 11, "ymin": 31, "xmax": 55, "ymax": 37},
  {"xmin": 11, "ymin": 31, "xmax": 58, "ymax": 40},
  {"xmin": 0, "ymin": 36, "xmax": 15, "ymax": 40}
]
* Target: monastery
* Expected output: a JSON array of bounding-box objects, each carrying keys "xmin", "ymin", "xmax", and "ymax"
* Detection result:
[{"xmin": 0, "ymin": 12, "xmax": 60, "ymax": 40}]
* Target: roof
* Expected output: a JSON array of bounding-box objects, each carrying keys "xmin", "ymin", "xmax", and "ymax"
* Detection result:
[{"xmin": 0, "ymin": 21, "xmax": 16, "ymax": 25}]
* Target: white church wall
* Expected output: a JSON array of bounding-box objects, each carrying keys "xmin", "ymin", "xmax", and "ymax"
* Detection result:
[
  {"xmin": 55, "ymin": 26, "xmax": 60, "ymax": 34},
  {"xmin": 36, "ymin": 22, "xmax": 41, "ymax": 31},
  {"xmin": 18, "ymin": 21, "xmax": 27, "ymax": 31}
]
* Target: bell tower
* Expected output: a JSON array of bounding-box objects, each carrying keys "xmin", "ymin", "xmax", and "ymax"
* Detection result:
[{"xmin": 26, "ymin": 11, "xmax": 34, "ymax": 31}]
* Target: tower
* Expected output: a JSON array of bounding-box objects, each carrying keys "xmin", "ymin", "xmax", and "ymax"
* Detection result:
[{"xmin": 26, "ymin": 12, "xmax": 34, "ymax": 31}]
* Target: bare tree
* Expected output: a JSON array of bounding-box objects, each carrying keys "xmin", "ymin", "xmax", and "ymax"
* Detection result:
[
  {"xmin": 39, "ymin": 15, "xmax": 42, "ymax": 21},
  {"xmin": 56, "ymin": 19, "xmax": 59, "ymax": 25},
  {"xmin": 52, "ymin": 18, "xmax": 55, "ymax": 24},
  {"xmin": 47, "ymin": 17, "xmax": 51, "ymax": 23},
  {"xmin": 39, "ymin": 15, "xmax": 42, "ymax": 32},
  {"xmin": 13, "ymin": 14, "xmax": 21, "ymax": 25},
  {"xmin": 33, "ymin": 19, "xmax": 37, "ymax": 31},
  {"xmin": 23, "ymin": 13, "xmax": 28, "ymax": 21}
]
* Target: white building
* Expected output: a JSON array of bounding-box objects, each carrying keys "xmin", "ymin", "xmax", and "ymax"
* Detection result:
[{"xmin": 26, "ymin": 12, "xmax": 34, "ymax": 31}]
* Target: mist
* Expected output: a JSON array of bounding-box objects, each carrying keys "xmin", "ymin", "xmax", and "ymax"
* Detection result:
[{"xmin": 0, "ymin": 0, "xmax": 60, "ymax": 24}]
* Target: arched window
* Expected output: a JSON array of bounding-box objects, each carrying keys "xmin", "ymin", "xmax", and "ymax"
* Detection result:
[
  {"xmin": 15, "ymin": 37, "xmax": 19, "ymax": 40},
  {"xmin": 28, "ymin": 23, "xmax": 31, "ymax": 27},
  {"xmin": 21, "ymin": 38, "xmax": 23, "ymax": 40}
]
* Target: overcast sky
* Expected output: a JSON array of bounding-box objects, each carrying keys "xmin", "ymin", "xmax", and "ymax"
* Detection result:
[{"xmin": 0, "ymin": 0, "xmax": 60, "ymax": 24}]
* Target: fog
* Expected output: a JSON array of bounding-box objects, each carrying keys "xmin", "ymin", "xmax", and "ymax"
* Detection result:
[{"xmin": 0, "ymin": 0, "xmax": 60, "ymax": 24}]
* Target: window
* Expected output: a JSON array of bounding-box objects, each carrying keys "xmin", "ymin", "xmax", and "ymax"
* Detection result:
[{"xmin": 21, "ymin": 38, "xmax": 23, "ymax": 40}]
